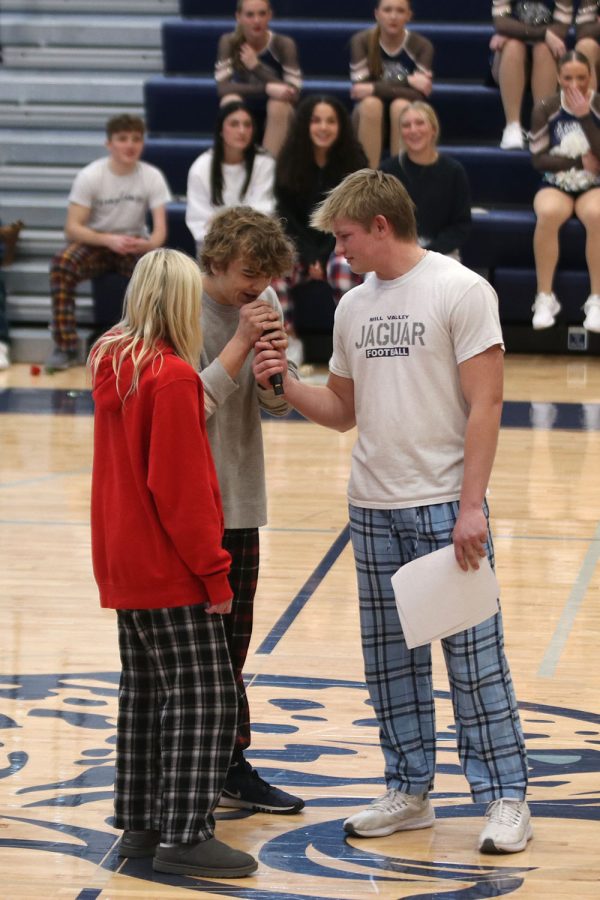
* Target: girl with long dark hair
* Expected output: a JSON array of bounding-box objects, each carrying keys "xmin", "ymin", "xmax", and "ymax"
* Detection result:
[
  {"xmin": 186, "ymin": 101, "xmax": 275, "ymax": 255},
  {"xmin": 273, "ymin": 94, "xmax": 368, "ymax": 318}
]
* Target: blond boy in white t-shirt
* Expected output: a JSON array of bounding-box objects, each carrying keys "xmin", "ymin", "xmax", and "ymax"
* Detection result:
[
  {"xmin": 46, "ymin": 114, "xmax": 171, "ymax": 370},
  {"xmin": 253, "ymin": 169, "xmax": 532, "ymax": 857}
]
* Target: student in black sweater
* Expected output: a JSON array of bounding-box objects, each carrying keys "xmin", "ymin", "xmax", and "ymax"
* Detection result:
[
  {"xmin": 379, "ymin": 101, "xmax": 471, "ymax": 259},
  {"xmin": 273, "ymin": 94, "xmax": 367, "ymax": 318}
]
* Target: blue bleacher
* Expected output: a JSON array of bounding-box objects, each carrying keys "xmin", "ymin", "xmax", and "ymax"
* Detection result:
[
  {"xmin": 145, "ymin": 77, "xmax": 510, "ymax": 142},
  {"xmin": 147, "ymin": 0, "xmax": 590, "ymax": 354},
  {"xmin": 162, "ymin": 19, "xmax": 492, "ymax": 81},
  {"xmin": 179, "ymin": 0, "xmax": 490, "ymax": 23}
]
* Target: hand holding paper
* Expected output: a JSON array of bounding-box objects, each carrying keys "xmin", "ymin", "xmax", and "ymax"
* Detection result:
[{"xmin": 391, "ymin": 545, "xmax": 500, "ymax": 650}]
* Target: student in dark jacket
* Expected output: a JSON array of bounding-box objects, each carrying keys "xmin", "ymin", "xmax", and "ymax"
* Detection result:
[
  {"xmin": 380, "ymin": 101, "xmax": 471, "ymax": 259},
  {"xmin": 273, "ymin": 94, "xmax": 368, "ymax": 318}
]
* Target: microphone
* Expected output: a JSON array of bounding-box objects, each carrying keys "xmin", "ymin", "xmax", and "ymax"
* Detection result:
[{"xmin": 262, "ymin": 324, "xmax": 284, "ymax": 396}]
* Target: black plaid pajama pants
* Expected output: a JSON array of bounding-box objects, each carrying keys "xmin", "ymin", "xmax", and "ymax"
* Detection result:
[
  {"xmin": 222, "ymin": 528, "xmax": 260, "ymax": 762},
  {"xmin": 114, "ymin": 603, "xmax": 237, "ymax": 843}
]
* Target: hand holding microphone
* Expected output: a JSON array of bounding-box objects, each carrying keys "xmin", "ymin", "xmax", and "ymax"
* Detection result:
[{"xmin": 261, "ymin": 321, "xmax": 286, "ymax": 395}]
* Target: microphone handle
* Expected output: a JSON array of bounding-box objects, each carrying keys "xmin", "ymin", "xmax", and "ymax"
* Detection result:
[{"xmin": 262, "ymin": 325, "xmax": 285, "ymax": 396}]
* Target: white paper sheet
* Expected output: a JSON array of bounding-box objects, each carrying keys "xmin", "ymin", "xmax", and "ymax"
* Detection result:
[{"xmin": 391, "ymin": 544, "xmax": 500, "ymax": 650}]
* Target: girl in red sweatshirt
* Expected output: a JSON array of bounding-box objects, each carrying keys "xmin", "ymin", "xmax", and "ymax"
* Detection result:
[{"xmin": 89, "ymin": 248, "xmax": 257, "ymax": 878}]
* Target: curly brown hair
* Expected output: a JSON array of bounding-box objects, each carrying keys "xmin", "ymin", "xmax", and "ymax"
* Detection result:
[{"xmin": 200, "ymin": 206, "xmax": 294, "ymax": 277}]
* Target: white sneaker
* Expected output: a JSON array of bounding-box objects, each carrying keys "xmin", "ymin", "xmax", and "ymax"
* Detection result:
[
  {"xmin": 0, "ymin": 341, "xmax": 9, "ymax": 370},
  {"xmin": 532, "ymin": 292, "xmax": 561, "ymax": 329},
  {"xmin": 343, "ymin": 789, "xmax": 434, "ymax": 838},
  {"xmin": 479, "ymin": 798, "xmax": 533, "ymax": 854},
  {"xmin": 500, "ymin": 122, "xmax": 525, "ymax": 150},
  {"xmin": 583, "ymin": 294, "xmax": 600, "ymax": 333}
]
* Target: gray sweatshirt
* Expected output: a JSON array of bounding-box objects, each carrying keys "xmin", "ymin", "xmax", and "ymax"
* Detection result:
[{"xmin": 199, "ymin": 286, "xmax": 297, "ymax": 529}]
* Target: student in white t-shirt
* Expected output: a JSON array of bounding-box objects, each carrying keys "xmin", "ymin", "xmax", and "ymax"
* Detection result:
[
  {"xmin": 46, "ymin": 114, "xmax": 172, "ymax": 371},
  {"xmin": 185, "ymin": 101, "xmax": 275, "ymax": 257},
  {"xmin": 253, "ymin": 169, "xmax": 532, "ymax": 856}
]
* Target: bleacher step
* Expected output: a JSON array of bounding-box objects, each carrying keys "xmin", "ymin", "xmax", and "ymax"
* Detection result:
[
  {"xmin": 0, "ymin": 165, "xmax": 79, "ymax": 192},
  {"xmin": 1, "ymin": 192, "xmax": 69, "ymax": 228},
  {"xmin": 11, "ymin": 228, "xmax": 65, "ymax": 259},
  {"xmin": 7, "ymin": 294, "xmax": 93, "ymax": 325},
  {"xmin": 0, "ymin": 128, "xmax": 104, "ymax": 165},
  {"xmin": 2, "ymin": 13, "xmax": 166, "ymax": 48},
  {"xmin": 3, "ymin": 46, "xmax": 163, "ymax": 71},
  {"xmin": 0, "ymin": 71, "xmax": 145, "ymax": 105},
  {"xmin": 8, "ymin": 326, "xmax": 95, "ymax": 365},
  {"xmin": 0, "ymin": 102, "xmax": 143, "ymax": 129},
  {"xmin": 5, "ymin": 263, "xmax": 92, "ymax": 296},
  {"xmin": 4, "ymin": 0, "xmax": 178, "ymax": 14}
]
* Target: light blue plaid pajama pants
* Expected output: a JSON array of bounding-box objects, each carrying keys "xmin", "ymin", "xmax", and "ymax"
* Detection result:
[{"xmin": 349, "ymin": 500, "xmax": 528, "ymax": 802}]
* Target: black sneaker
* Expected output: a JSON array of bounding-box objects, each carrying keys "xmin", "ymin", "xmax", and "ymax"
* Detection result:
[
  {"xmin": 220, "ymin": 758, "xmax": 304, "ymax": 815},
  {"xmin": 118, "ymin": 829, "xmax": 160, "ymax": 857}
]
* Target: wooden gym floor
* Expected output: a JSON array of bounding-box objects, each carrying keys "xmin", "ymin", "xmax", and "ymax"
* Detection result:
[{"xmin": 0, "ymin": 354, "xmax": 599, "ymax": 899}]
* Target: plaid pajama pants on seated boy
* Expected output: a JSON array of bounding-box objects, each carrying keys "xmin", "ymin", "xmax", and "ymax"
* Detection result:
[
  {"xmin": 115, "ymin": 603, "xmax": 237, "ymax": 844},
  {"xmin": 50, "ymin": 243, "xmax": 139, "ymax": 351},
  {"xmin": 348, "ymin": 500, "xmax": 529, "ymax": 802}
]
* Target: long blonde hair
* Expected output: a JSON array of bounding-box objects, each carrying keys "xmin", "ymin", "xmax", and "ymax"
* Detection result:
[{"xmin": 88, "ymin": 248, "xmax": 203, "ymax": 401}]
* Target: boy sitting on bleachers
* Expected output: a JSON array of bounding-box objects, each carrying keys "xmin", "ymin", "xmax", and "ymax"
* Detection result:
[{"xmin": 45, "ymin": 114, "xmax": 171, "ymax": 371}]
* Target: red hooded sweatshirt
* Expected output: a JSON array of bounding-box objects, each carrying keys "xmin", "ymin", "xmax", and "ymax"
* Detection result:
[{"xmin": 91, "ymin": 344, "xmax": 232, "ymax": 610}]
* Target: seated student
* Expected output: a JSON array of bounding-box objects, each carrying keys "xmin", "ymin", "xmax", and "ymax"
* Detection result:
[
  {"xmin": 46, "ymin": 114, "xmax": 171, "ymax": 371},
  {"xmin": 380, "ymin": 102, "xmax": 471, "ymax": 260},
  {"xmin": 349, "ymin": 0, "xmax": 434, "ymax": 168},
  {"xmin": 186, "ymin": 101, "xmax": 275, "ymax": 256},
  {"xmin": 273, "ymin": 94, "xmax": 367, "ymax": 317},
  {"xmin": 490, "ymin": 0, "xmax": 570, "ymax": 150},
  {"xmin": 575, "ymin": 0, "xmax": 600, "ymax": 88},
  {"xmin": 89, "ymin": 248, "xmax": 257, "ymax": 879},
  {"xmin": 0, "ymin": 219, "xmax": 23, "ymax": 370},
  {"xmin": 215, "ymin": 0, "xmax": 302, "ymax": 158},
  {"xmin": 529, "ymin": 51, "xmax": 600, "ymax": 330}
]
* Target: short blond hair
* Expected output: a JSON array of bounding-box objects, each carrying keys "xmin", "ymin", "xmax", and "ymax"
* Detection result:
[
  {"xmin": 88, "ymin": 248, "xmax": 203, "ymax": 401},
  {"xmin": 200, "ymin": 206, "xmax": 294, "ymax": 277},
  {"xmin": 310, "ymin": 168, "xmax": 417, "ymax": 241}
]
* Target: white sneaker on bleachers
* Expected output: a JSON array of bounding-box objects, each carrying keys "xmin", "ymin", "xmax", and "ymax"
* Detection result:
[
  {"xmin": 500, "ymin": 122, "xmax": 525, "ymax": 150},
  {"xmin": 0, "ymin": 341, "xmax": 10, "ymax": 370},
  {"xmin": 532, "ymin": 292, "xmax": 560, "ymax": 329},
  {"xmin": 583, "ymin": 295, "xmax": 600, "ymax": 333}
]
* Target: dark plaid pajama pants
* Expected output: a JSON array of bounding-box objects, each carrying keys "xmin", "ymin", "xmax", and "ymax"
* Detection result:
[
  {"xmin": 349, "ymin": 500, "xmax": 529, "ymax": 803},
  {"xmin": 49, "ymin": 243, "xmax": 139, "ymax": 350},
  {"xmin": 114, "ymin": 603, "xmax": 237, "ymax": 844},
  {"xmin": 222, "ymin": 527, "xmax": 260, "ymax": 762}
]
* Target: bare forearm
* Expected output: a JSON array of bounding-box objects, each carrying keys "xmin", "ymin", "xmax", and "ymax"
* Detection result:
[
  {"xmin": 65, "ymin": 222, "xmax": 111, "ymax": 246},
  {"xmin": 459, "ymin": 401, "xmax": 502, "ymax": 510},
  {"xmin": 283, "ymin": 375, "xmax": 355, "ymax": 432}
]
